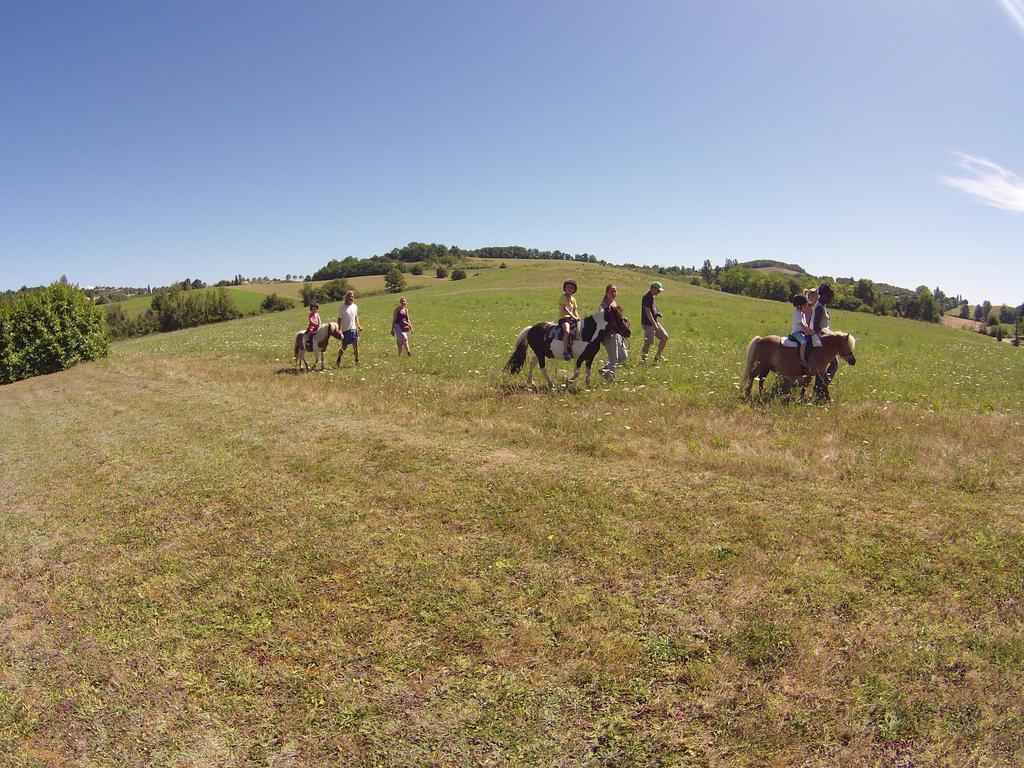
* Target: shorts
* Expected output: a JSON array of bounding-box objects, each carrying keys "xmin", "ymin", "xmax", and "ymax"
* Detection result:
[
  {"xmin": 788, "ymin": 332, "xmax": 809, "ymax": 344},
  {"xmin": 643, "ymin": 324, "xmax": 668, "ymax": 343},
  {"xmin": 393, "ymin": 323, "xmax": 408, "ymax": 346},
  {"xmin": 342, "ymin": 329, "xmax": 359, "ymax": 348}
]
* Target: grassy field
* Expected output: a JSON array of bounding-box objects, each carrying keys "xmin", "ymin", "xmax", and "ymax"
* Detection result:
[{"xmin": 2, "ymin": 259, "xmax": 1023, "ymax": 766}]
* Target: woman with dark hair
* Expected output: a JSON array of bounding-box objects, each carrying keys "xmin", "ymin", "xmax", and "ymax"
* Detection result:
[
  {"xmin": 598, "ymin": 284, "xmax": 628, "ymax": 377},
  {"xmin": 810, "ymin": 283, "xmax": 838, "ymax": 386}
]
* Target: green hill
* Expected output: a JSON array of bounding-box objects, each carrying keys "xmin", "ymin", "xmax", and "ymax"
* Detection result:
[{"xmin": 2, "ymin": 259, "xmax": 1022, "ymax": 765}]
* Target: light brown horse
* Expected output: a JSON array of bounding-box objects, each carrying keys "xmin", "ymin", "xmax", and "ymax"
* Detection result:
[
  {"xmin": 294, "ymin": 321, "xmax": 343, "ymax": 371},
  {"xmin": 740, "ymin": 332, "xmax": 856, "ymax": 400}
]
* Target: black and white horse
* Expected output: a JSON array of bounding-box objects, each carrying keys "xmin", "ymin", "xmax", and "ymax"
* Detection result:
[{"xmin": 505, "ymin": 305, "xmax": 631, "ymax": 388}]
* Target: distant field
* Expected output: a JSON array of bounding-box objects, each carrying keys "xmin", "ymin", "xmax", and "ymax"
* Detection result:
[
  {"xmin": 752, "ymin": 266, "xmax": 805, "ymax": 276},
  {"xmin": 3, "ymin": 260, "xmax": 1023, "ymax": 766},
  {"xmin": 242, "ymin": 271, "xmax": 441, "ymax": 300},
  {"xmin": 107, "ymin": 286, "xmax": 268, "ymax": 317},
  {"xmin": 940, "ymin": 314, "xmax": 983, "ymax": 332}
]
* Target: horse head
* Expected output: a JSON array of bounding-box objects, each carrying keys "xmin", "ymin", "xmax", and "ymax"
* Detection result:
[
  {"xmin": 329, "ymin": 322, "xmax": 344, "ymax": 341},
  {"xmin": 840, "ymin": 333, "xmax": 856, "ymax": 365},
  {"xmin": 606, "ymin": 305, "xmax": 631, "ymax": 338}
]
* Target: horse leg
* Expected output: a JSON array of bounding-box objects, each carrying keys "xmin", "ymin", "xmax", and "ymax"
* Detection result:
[
  {"xmin": 540, "ymin": 360, "xmax": 554, "ymax": 389},
  {"xmin": 527, "ymin": 357, "xmax": 536, "ymax": 385}
]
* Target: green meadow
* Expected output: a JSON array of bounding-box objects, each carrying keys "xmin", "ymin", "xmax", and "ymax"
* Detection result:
[{"xmin": 2, "ymin": 259, "xmax": 1022, "ymax": 766}]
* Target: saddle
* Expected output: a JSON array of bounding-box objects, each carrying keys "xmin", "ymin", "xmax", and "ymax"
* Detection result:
[
  {"xmin": 304, "ymin": 332, "xmax": 315, "ymax": 352},
  {"xmin": 547, "ymin": 319, "xmax": 577, "ymax": 342}
]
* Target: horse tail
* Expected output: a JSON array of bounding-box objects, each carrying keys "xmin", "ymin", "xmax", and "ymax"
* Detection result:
[
  {"xmin": 294, "ymin": 333, "xmax": 302, "ymax": 358},
  {"xmin": 739, "ymin": 336, "xmax": 761, "ymax": 394},
  {"xmin": 505, "ymin": 327, "xmax": 531, "ymax": 374}
]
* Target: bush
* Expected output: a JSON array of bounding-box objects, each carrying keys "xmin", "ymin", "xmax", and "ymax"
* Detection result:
[
  {"xmin": 300, "ymin": 282, "xmax": 317, "ymax": 307},
  {"xmin": 451, "ymin": 268, "xmax": 467, "ymax": 281},
  {"xmin": 150, "ymin": 286, "xmax": 241, "ymax": 332},
  {"xmin": 0, "ymin": 283, "xmax": 109, "ymax": 384},
  {"xmin": 499, "ymin": 262, "xmax": 507, "ymax": 269},
  {"xmin": 385, "ymin": 268, "xmax": 407, "ymax": 293},
  {"xmin": 261, "ymin": 293, "xmax": 295, "ymax": 312},
  {"xmin": 435, "ymin": 266, "xmax": 448, "ymax": 279},
  {"xmin": 315, "ymin": 279, "xmax": 353, "ymax": 303},
  {"xmin": 105, "ymin": 304, "xmax": 160, "ymax": 339},
  {"xmin": 410, "ymin": 265, "xmax": 423, "ymax": 276}
]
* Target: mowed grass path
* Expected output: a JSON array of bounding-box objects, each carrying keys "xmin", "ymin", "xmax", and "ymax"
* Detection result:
[{"xmin": 2, "ymin": 260, "xmax": 1023, "ymax": 766}]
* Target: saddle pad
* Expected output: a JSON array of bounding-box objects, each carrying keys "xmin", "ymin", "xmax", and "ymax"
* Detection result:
[{"xmin": 781, "ymin": 338, "xmax": 799, "ymax": 347}]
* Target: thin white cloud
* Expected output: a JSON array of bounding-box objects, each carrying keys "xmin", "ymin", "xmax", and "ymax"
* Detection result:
[
  {"xmin": 996, "ymin": 0, "xmax": 1024, "ymax": 36},
  {"xmin": 940, "ymin": 153, "xmax": 1024, "ymax": 213}
]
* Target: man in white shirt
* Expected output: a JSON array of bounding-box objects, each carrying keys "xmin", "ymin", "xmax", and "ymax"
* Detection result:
[{"xmin": 336, "ymin": 291, "xmax": 363, "ymax": 367}]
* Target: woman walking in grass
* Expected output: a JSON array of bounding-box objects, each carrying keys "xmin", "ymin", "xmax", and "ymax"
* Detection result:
[
  {"xmin": 392, "ymin": 296, "xmax": 413, "ymax": 357},
  {"xmin": 598, "ymin": 283, "xmax": 628, "ymax": 377}
]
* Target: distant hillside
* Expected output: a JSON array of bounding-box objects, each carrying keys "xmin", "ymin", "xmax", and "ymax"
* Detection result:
[{"xmin": 738, "ymin": 259, "xmax": 807, "ymax": 274}]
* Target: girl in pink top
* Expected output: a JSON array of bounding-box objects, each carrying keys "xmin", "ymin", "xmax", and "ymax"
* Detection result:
[{"xmin": 305, "ymin": 303, "xmax": 321, "ymax": 347}]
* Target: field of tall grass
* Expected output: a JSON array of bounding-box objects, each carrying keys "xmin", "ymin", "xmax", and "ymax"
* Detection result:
[{"xmin": 2, "ymin": 259, "xmax": 1022, "ymax": 766}]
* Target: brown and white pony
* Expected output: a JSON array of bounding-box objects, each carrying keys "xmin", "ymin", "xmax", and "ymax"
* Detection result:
[
  {"xmin": 740, "ymin": 332, "xmax": 856, "ymax": 400},
  {"xmin": 294, "ymin": 322, "xmax": 343, "ymax": 371},
  {"xmin": 505, "ymin": 305, "xmax": 631, "ymax": 388}
]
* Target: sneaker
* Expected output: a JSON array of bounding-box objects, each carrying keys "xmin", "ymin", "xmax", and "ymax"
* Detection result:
[{"xmin": 563, "ymin": 352, "xmax": 572, "ymax": 361}]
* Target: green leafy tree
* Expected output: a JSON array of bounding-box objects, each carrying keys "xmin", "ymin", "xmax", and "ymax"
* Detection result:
[
  {"xmin": 0, "ymin": 283, "xmax": 109, "ymax": 384},
  {"xmin": 300, "ymin": 282, "xmax": 317, "ymax": 307},
  {"xmin": 315, "ymin": 279, "xmax": 353, "ymax": 303},
  {"xmin": 261, "ymin": 293, "xmax": 295, "ymax": 312},
  {"xmin": 853, "ymin": 279, "xmax": 876, "ymax": 306},
  {"xmin": 916, "ymin": 286, "xmax": 939, "ymax": 322},
  {"xmin": 701, "ymin": 259, "xmax": 713, "ymax": 283},
  {"xmin": 384, "ymin": 268, "xmax": 406, "ymax": 293}
]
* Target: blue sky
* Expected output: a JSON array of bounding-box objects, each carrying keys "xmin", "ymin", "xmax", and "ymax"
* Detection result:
[{"xmin": 2, "ymin": 1, "xmax": 1022, "ymax": 303}]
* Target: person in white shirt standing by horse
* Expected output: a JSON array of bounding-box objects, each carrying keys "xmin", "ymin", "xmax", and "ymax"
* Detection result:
[{"xmin": 336, "ymin": 290, "xmax": 363, "ymax": 368}]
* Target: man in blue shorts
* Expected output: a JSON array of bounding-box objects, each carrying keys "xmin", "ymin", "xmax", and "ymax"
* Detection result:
[{"xmin": 336, "ymin": 290, "xmax": 363, "ymax": 367}]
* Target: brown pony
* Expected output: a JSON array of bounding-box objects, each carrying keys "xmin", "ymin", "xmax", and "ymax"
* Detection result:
[{"xmin": 740, "ymin": 332, "xmax": 856, "ymax": 400}]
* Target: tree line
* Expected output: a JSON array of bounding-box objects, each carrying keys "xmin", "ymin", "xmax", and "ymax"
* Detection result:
[{"xmin": 310, "ymin": 242, "xmax": 601, "ymax": 283}]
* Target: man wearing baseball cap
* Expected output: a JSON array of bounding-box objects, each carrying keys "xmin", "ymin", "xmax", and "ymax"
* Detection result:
[{"xmin": 641, "ymin": 281, "xmax": 668, "ymax": 363}]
